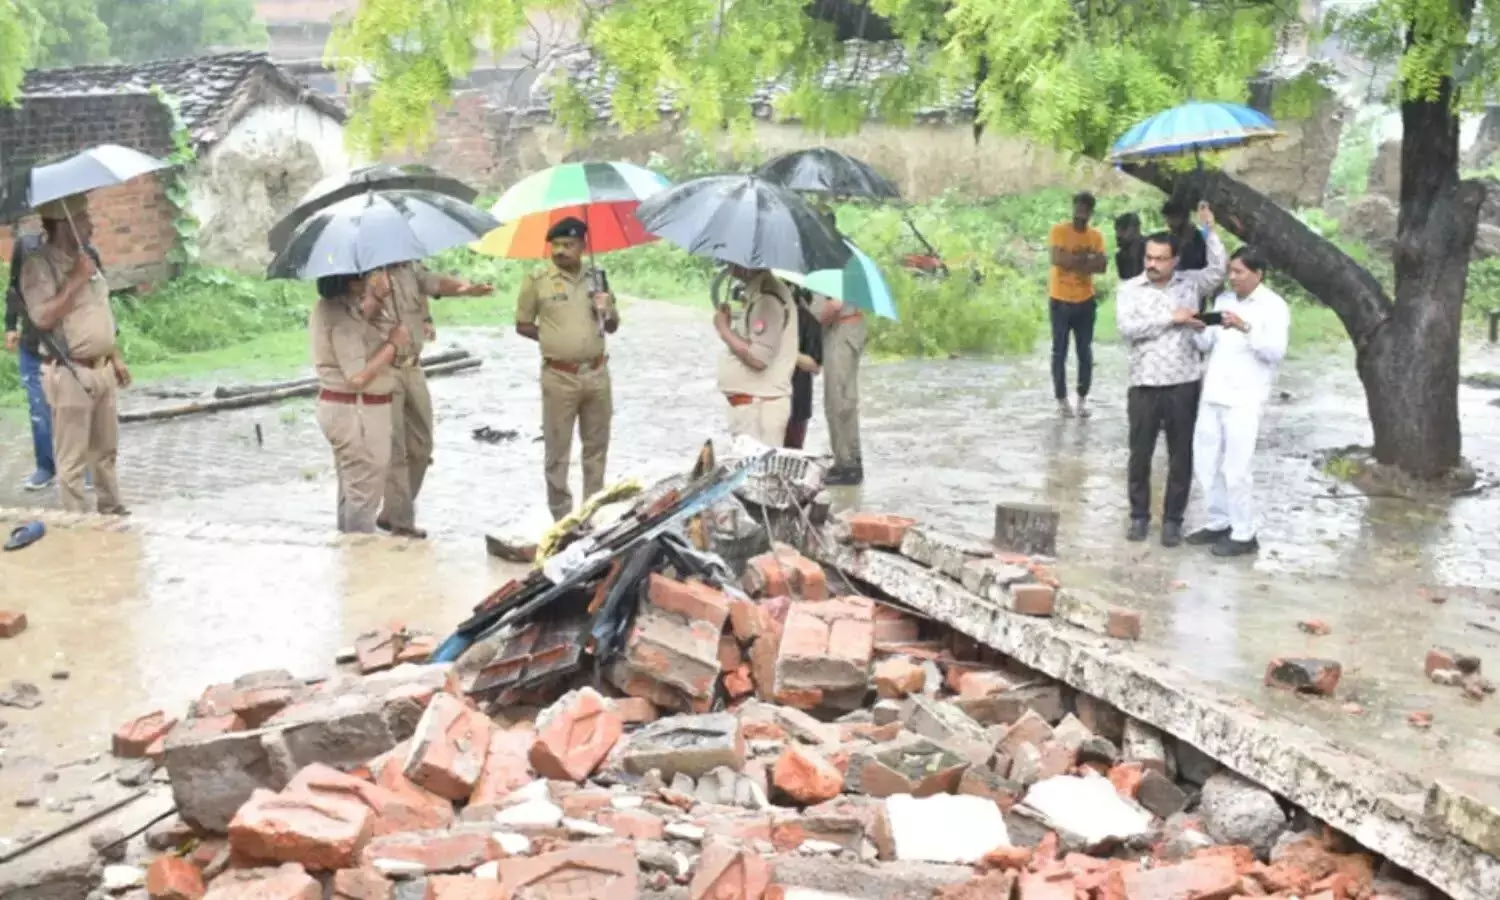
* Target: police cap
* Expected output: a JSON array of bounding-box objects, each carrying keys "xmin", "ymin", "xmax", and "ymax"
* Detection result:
[{"xmin": 546, "ymin": 216, "xmax": 588, "ymax": 242}]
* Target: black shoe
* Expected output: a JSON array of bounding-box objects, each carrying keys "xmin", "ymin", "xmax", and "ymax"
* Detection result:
[
  {"xmin": 1126, "ymin": 519, "xmax": 1149, "ymax": 542},
  {"xmin": 1161, "ymin": 522, "xmax": 1183, "ymax": 548},
  {"xmin": 1212, "ymin": 536, "xmax": 1260, "ymax": 557},
  {"xmin": 1186, "ymin": 527, "xmax": 1231, "ymax": 546},
  {"xmin": 825, "ymin": 466, "xmax": 864, "ymax": 486}
]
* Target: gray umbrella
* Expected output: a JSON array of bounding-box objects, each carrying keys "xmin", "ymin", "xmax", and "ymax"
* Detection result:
[
  {"xmin": 266, "ymin": 189, "xmax": 500, "ymax": 280},
  {"xmin": 0, "ymin": 144, "xmax": 171, "ymax": 221},
  {"xmin": 266, "ymin": 164, "xmax": 479, "ymax": 255}
]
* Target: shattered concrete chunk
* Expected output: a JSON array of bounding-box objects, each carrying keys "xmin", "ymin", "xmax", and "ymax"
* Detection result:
[
  {"xmin": 874, "ymin": 794, "xmax": 1010, "ymax": 864},
  {"xmin": 897, "ymin": 526, "xmax": 990, "ymax": 580},
  {"xmin": 1199, "ymin": 770, "xmax": 1288, "ymax": 857},
  {"xmin": 1018, "ymin": 776, "xmax": 1153, "ymax": 847},
  {"xmin": 1053, "ymin": 589, "xmax": 1109, "ymax": 634},
  {"xmin": 620, "ymin": 712, "xmax": 745, "ymax": 781}
]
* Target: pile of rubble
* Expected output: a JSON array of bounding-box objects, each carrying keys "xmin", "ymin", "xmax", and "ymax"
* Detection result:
[{"xmin": 79, "ymin": 534, "xmax": 1440, "ymax": 899}]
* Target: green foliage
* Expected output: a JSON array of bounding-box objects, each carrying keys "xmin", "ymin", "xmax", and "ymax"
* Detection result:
[
  {"xmin": 97, "ymin": 0, "xmax": 264, "ymax": 64},
  {"xmin": 0, "ymin": 0, "xmax": 27, "ymax": 105},
  {"xmin": 1327, "ymin": 117, "xmax": 1379, "ymax": 198},
  {"xmin": 110, "ymin": 267, "xmax": 312, "ymax": 366},
  {"xmin": 150, "ymin": 85, "xmax": 201, "ymax": 265},
  {"xmin": 15, "ymin": 0, "xmax": 109, "ymax": 67}
]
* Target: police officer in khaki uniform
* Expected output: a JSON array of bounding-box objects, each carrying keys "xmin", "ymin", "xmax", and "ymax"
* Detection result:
[
  {"xmin": 715, "ymin": 266, "xmax": 799, "ymax": 444},
  {"xmin": 18, "ymin": 196, "xmax": 129, "ymax": 515},
  {"xmin": 515, "ymin": 218, "xmax": 619, "ymax": 521},
  {"xmin": 310, "ymin": 271, "xmax": 411, "ymax": 533},
  {"xmin": 808, "ymin": 292, "xmax": 866, "ymax": 484},
  {"xmin": 374, "ymin": 263, "xmax": 492, "ymax": 538}
]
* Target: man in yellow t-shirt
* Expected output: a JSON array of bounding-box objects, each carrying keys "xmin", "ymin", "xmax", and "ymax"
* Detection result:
[{"xmin": 1048, "ymin": 192, "xmax": 1107, "ymax": 418}]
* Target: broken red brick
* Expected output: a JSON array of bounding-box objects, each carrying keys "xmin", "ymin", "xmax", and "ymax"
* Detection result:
[
  {"xmin": 611, "ymin": 696, "xmax": 659, "ymax": 724},
  {"xmin": 231, "ymin": 688, "xmax": 296, "ymax": 729},
  {"xmin": 746, "ymin": 547, "xmax": 828, "ymax": 602},
  {"xmin": 872, "ymin": 606, "xmax": 921, "ymax": 644},
  {"xmin": 613, "ymin": 608, "xmax": 723, "ymax": 709},
  {"xmin": 690, "ymin": 837, "xmax": 772, "ymax": 900},
  {"xmin": 0, "ymin": 611, "xmax": 28, "ymax": 638},
  {"xmin": 596, "ymin": 808, "xmax": 666, "ymax": 841},
  {"xmin": 397, "ymin": 635, "xmax": 438, "ymax": 665},
  {"xmin": 403, "ymin": 693, "xmax": 495, "ymax": 801},
  {"xmin": 1298, "ymin": 619, "xmax": 1332, "ymax": 636},
  {"xmin": 114, "ymin": 711, "xmax": 178, "ymax": 759},
  {"xmin": 1008, "ymin": 584, "xmax": 1056, "ymax": 617},
  {"xmin": 1425, "ymin": 647, "xmax": 1455, "ymax": 677},
  {"xmin": 846, "ymin": 513, "xmax": 917, "ymax": 549},
  {"xmin": 772, "ymin": 745, "xmax": 844, "ymax": 806},
  {"xmin": 742, "ymin": 555, "xmax": 790, "ymax": 598},
  {"xmin": 1408, "ymin": 710, "xmax": 1433, "ymax": 729},
  {"xmin": 728, "ymin": 597, "xmax": 775, "ymax": 642},
  {"xmin": 724, "ymin": 665, "xmax": 755, "ymax": 698},
  {"xmin": 1264, "ymin": 658, "xmax": 1342, "ymax": 696},
  {"xmin": 358, "ymin": 830, "xmax": 495, "ymax": 873},
  {"xmin": 469, "ymin": 725, "xmax": 535, "ymax": 807},
  {"xmin": 872, "ymin": 657, "xmax": 926, "ymax": 699},
  {"xmin": 228, "ymin": 788, "xmax": 374, "ymax": 871},
  {"xmin": 648, "ymin": 574, "xmax": 731, "ymax": 630},
  {"xmin": 1017, "ymin": 870, "xmax": 1075, "ymax": 900},
  {"xmin": 958, "ymin": 670, "xmax": 1012, "ymax": 699},
  {"xmin": 203, "ymin": 864, "xmax": 322, "ymax": 900},
  {"xmin": 1106, "ymin": 608, "xmax": 1142, "ymax": 641},
  {"xmin": 529, "ymin": 687, "xmax": 624, "ymax": 782},
  {"xmin": 495, "ymin": 843, "xmax": 637, "ymax": 899},
  {"xmin": 560, "ymin": 788, "xmax": 613, "ymax": 819},
  {"xmin": 749, "ymin": 627, "xmax": 781, "ymax": 703},
  {"xmin": 421, "ymin": 876, "xmax": 503, "ymax": 900},
  {"xmin": 982, "ymin": 845, "xmax": 1034, "ymax": 872},
  {"xmin": 354, "ymin": 629, "xmax": 400, "ymax": 674},
  {"xmin": 1117, "ymin": 854, "xmax": 1238, "ymax": 900},
  {"xmin": 147, "ymin": 855, "xmax": 205, "ymax": 900},
  {"xmin": 288, "ymin": 762, "xmax": 452, "ymax": 836},
  {"xmin": 331, "ymin": 867, "xmax": 393, "ymax": 900},
  {"xmin": 1108, "ymin": 761, "xmax": 1146, "ymax": 799},
  {"xmin": 718, "ymin": 635, "xmax": 745, "ymax": 672}
]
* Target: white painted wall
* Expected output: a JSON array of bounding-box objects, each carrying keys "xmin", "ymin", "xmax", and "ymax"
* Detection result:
[{"xmin": 188, "ymin": 101, "xmax": 359, "ymax": 272}]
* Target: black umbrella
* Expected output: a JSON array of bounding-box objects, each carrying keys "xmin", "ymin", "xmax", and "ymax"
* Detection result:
[
  {"xmin": 754, "ymin": 148, "xmax": 901, "ymax": 200},
  {"xmin": 267, "ymin": 189, "xmax": 499, "ymax": 280},
  {"xmin": 0, "ymin": 144, "xmax": 171, "ymax": 222},
  {"xmin": 633, "ymin": 175, "xmax": 851, "ymax": 273},
  {"xmin": 267, "ymin": 164, "xmax": 479, "ymax": 255}
]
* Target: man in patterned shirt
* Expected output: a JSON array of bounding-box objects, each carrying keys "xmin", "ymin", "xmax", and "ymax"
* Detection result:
[{"xmin": 1115, "ymin": 201, "xmax": 1227, "ymax": 547}]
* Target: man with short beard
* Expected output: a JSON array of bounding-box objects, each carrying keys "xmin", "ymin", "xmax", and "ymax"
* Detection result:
[
  {"xmin": 515, "ymin": 217, "xmax": 620, "ymax": 521},
  {"xmin": 1115, "ymin": 201, "xmax": 1226, "ymax": 547}
]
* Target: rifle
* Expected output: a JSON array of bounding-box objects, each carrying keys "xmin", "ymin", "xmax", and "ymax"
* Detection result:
[{"xmin": 12, "ymin": 240, "xmax": 105, "ymax": 396}]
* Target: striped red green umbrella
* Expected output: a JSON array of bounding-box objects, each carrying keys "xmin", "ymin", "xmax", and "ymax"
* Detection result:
[{"xmin": 473, "ymin": 161, "xmax": 671, "ymax": 259}]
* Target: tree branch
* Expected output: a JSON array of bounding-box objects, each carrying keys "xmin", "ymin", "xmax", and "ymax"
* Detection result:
[{"xmin": 1124, "ymin": 162, "xmax": 1393, "ymax": 351}]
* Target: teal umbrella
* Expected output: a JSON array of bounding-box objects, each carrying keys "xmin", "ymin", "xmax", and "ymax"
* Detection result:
[{"xmin": 775, "ymin": 240, "xmax": 898, "ymax": 321}]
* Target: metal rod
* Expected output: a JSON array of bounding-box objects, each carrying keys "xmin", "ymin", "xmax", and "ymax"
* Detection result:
[{"xmin": 0, "ymin": 789, "xmax": 152, "ymax": 864}]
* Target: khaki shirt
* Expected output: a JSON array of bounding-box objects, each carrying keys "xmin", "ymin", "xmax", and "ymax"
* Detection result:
[
  {"xmin": 310, "ymin": 295, "xmax": 395, "ymax": 394},
  {"xmin": 19, "ymin": 244, "xmax": 117, "ymax": 361},
  {"xmin": 515, "ymin": 264, "xmax": 617, "ymax": 364},
  {"xmin": 717, "ymin": 272, "xmax": 797, "ymax": 398},
  {"xmin": 389, "ymin": 263, "xmax": 442, "ymax": 363}
]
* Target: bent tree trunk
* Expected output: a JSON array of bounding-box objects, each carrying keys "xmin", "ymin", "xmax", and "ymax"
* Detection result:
[{"xmin": 1126, "ymin": 83, "xmax": 1483, "ymax": 479}]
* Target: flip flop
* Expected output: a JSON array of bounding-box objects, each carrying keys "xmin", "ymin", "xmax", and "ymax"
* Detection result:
[{"xmin": 4, "ymin": 521, "xmax": 46, "ymax": 552}]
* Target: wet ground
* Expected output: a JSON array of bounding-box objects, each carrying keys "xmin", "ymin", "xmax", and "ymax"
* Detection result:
[{"xmin": 2, "ymin": 299, "xmax": 1499, "ymax": 851}]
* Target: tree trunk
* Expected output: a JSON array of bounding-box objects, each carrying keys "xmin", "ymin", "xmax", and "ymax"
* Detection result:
[{"xmin": 1125, "ymin": 96, "xmax": 1483, "ymax": 478}]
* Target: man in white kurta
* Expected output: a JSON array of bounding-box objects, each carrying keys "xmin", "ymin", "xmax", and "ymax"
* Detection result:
[{"xmin": 1187, "ymin": 245, "xmax": 1290, "ymax": 557}]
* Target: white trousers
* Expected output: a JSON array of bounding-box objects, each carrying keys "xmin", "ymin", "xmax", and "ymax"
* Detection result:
[{"xmin": 1193, "ymin": 401, "xmax": 1262, "ymax": 541}]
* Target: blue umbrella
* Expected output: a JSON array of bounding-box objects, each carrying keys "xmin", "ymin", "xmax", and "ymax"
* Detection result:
[
  {"xmin": 1108, "ymin": 102, "xmax": 1280, "ymax": 164},
  {"xmin": 774, "ymin": 240, "xmax": 899, "ymax": 321}
]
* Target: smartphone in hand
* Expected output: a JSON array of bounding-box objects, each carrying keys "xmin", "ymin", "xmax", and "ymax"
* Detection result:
[{"xmin": 1197, "ymin": 311, "xmax": 1223, "ymax": 327}]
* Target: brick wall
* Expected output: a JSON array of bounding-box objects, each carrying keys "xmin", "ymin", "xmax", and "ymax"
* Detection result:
[
  {"xmin": 383, "ymin": 91, "xmax": 504, "ymax": 188},
  {"xmin": 0, "ymin": 93, "xmax": 178, "ymax": 287}
]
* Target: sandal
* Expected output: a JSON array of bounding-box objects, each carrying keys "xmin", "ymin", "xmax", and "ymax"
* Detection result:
[{"xmin": 4, "ymin": 521, "xmax": 46, "ymax": 552}]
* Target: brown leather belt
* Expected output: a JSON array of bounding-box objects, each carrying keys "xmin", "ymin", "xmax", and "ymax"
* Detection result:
[
  {"xmin": 725, "ymin": 393, "xmax": 757, "ymax": 408},
  {"xmin": 545, "ymin": 355, "xmax": 607, "ymax": 374},
  {"xmin": 319, "ymin": 389, "xmax": 392, "ymax": 405}
]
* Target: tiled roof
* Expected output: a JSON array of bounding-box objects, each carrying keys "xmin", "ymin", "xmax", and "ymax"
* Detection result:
[
  {"xmin": 516, "ymin": 41, "xmax": 977, "ymax": 123},
  {"xmin": 21, "ymin": 51, "xmax": 346, "ymax": 146}
]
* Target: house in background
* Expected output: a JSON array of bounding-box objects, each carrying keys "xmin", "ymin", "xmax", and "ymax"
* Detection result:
[{"xmin": 0, "ymin": 51, "xmax": 348, "ymax": 285}]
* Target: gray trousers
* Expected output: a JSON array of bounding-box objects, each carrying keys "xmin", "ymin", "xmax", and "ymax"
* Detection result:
[{"xmin": 823, "ymin": 316, "xmax": 866, "ymax": 468}]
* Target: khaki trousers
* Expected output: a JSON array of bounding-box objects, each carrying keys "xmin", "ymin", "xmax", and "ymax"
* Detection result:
[
  {"xmin": 726, "ymin": 395, "xmax": 791, "ymax": 447},
  {"xmin": 823, "ymin": 316, "xmax": 866, "ymax": 468},
  {"xmin": 42, "ymin": 361, "xmax": 122, "ymax": 514},
  {"xmin": 383, "ymin": 365, "xmax": 434, "ymax": 531},
  {"xmin": 317, "ymin": 398, "xmax": 393, "ymax": 534},
  {"xmin": 541, "ymin": 363, "xmax": 613, "ymax": 521}
]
